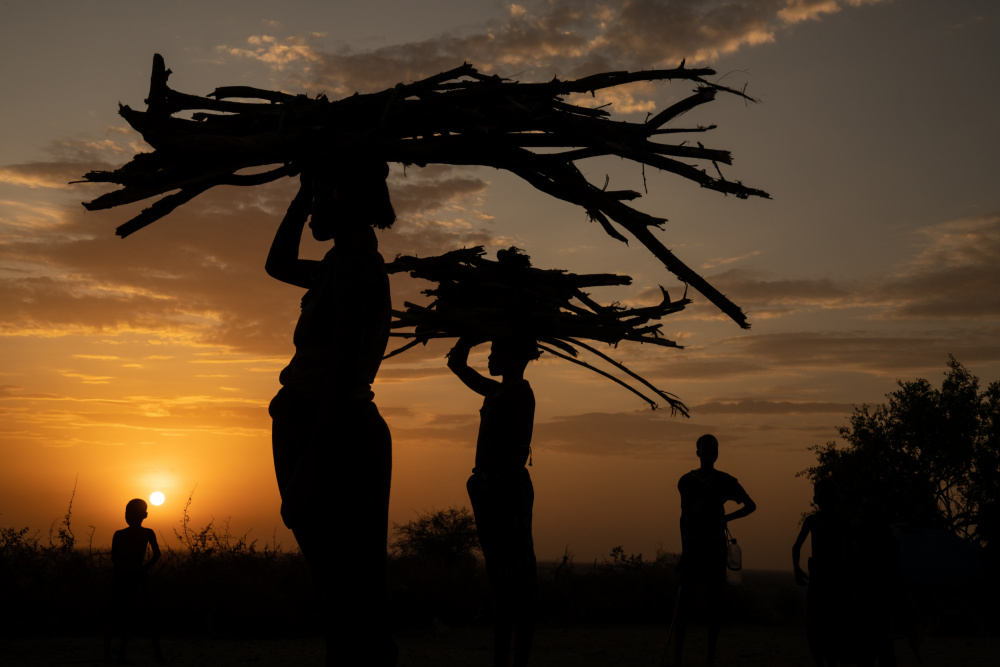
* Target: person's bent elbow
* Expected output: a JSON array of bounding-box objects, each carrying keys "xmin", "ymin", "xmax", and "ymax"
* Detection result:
[{"xmin": 264, "ymin": 258, "xmax": 286, "ymax": 281}]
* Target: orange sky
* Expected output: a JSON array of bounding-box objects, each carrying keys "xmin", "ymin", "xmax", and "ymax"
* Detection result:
[{"xmin": 2, "ymin": 1, "xmax": 1000, "ymax": 570}]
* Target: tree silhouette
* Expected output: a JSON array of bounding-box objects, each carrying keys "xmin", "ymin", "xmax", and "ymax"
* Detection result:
[{"xmin": 802, "ymin": 356, "xmax": 1000, "ymax": 543}]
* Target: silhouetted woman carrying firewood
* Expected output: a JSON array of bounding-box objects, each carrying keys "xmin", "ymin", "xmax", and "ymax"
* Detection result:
[
  {"xmin": 448, "ymin": 335, "xmax": 541, "ymax": 667},
  {"xmin": 266, "ymin": 157, "xmax": 395, "ymax": 666}
]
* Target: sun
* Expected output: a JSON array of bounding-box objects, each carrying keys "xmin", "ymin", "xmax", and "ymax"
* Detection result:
[{"xmin": 149, "ymin": 491, "xmax": 165, "ymax": 506}]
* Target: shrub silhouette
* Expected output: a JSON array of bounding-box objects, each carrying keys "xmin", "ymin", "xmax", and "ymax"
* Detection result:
[
  {"xmin": 390, "ymin": 506, "xmax": 481, "ymax": 563},
  {"xmin": 387, "ymin": 507, "xmax": 487, "ymax": 627}
]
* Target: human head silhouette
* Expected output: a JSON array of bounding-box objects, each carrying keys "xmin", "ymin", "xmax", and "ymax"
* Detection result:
[
  {"xmin": 813, "ymin": 478, "xmax": 838, "ymax": 511},
  {"xmin": 308, "ymin": 156, "xmax": 395, "ymax": 241},
  {"xmin": 125, "ymin": 498, "xmax": 148, "ymax": 528},
  {"xmin": 487, "ymin": 337, "xmax": 540, "ymax": 378},
  {"xmin": 696, "ymin": 434, "xmax": 719, "ymax": 467}
]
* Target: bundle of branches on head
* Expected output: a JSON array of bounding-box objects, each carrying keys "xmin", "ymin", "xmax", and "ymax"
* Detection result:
[
  {"xmin": 386, "ymin": 246, "xmax": 690, "ymax": 415},
  {"xmin": 78, "ymin": 54, "xmax": 768, "ymax": 328}
]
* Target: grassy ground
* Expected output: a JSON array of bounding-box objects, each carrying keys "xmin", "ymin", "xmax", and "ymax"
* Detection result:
[
  {"xmin": 4, "ymin": 510, "xmax": 997, "ymax": 666},
  {"xmin": 4, "ymin": 625, "xmax": 1000, "ymax": 667}
]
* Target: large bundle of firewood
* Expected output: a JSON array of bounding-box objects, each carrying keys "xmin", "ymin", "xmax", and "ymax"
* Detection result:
[
  {"xmin": 79, "ymin": 54, "xmax": 767, "ymax": 328},
  {"xmin": 385, "ymin": 246, "xmax": 689, "ymax": 414}
]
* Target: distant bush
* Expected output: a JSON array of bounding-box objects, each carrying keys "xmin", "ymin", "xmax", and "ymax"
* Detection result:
[
  {"xmin": 387, "ymin": 507, "xmax": 487, "ymax": 627},
  {"xmin": 390, "ymin": 506, "xmax": 481, "ymax": 563},
  {"xmin": 538, "ymin": 545, "xmax": 680, "ymax": 625}
]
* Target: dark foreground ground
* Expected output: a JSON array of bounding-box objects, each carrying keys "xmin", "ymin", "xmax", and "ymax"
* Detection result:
[{"xmin": 4, "ymin": 625, "xmax": 999, "ymax": 667}]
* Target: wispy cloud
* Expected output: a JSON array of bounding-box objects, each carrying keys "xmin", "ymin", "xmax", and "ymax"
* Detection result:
[
  {"xmin": 872, "ymin": 214, "xmax": 1000, "ymax": 320},
  {"xmin": 692, "ymin": 398, "xmax": 855, "ymax": 414},
  {"xmin": 694, "ymin": 213, "xmax": 1000, "ymax": 322},
  {"xmin": 0, "ymin": 137, "xmax": 129, "ymax": 189},
  {"xmin": 219, "ymin": 0, "xmax": 890, "ymax": 96},
  {"xmin": 778, "ymin": 0, "xmax": 887, "ymax": 25},
  {"xmin": 0, "ymin": 144, "xmax": 507, "ymax": 357},
  {"xmin": 0, "ymin": 162, "xmax": 108, "ymax": 190},
  {"xmin": 685, "ymin": 329, "xmax": 1000, "ymax": 377},
  {"xmin": 534, "ymin": 409, "xmax": 705, "ymax": 457},
  {"xmin": 700, "ymin": 251, "xmax": 762, "ymax": 271}
]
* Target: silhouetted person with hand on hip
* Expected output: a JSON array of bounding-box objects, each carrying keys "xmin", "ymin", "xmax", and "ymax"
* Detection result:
[
  {"xmin": 104, "ymin": 498, "xmax": 163, "ymax": 665},
  {"xmin": 266, "ymin": 157, "xmax": 395, "ymax": 666},
  {"xmin": 672, "ymin": 434, "xmax": 756, "ymax": 665},
  {"xmin": 793, "ymin": 479, "xmax": 850, "ymax": 666},
  {"xmin": 448, "ymin": 335, "xmax": 540, "ymax": 667}
]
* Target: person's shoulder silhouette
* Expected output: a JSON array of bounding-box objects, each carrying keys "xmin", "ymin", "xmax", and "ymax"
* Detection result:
[{"xmin": 678, "ymin": 435, "xmax": 753, "ymax": 540}]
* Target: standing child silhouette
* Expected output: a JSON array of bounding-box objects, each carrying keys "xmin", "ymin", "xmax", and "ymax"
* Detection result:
[
  {"xmin": 671, "ymin": 434, "xmax": 756, "ymax": 665},
  {"xmin": 105, "ymin": 498, "xmax": 163, "ymax": 664},
  {"xmin": 448, "ymin": 335, "xmax": 540, "ymax": 667}
]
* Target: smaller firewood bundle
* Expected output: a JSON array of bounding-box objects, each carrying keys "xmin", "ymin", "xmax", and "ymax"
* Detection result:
[{"xmin": 385, "ymin": 246, "xmax": 690, "ymax": 414}]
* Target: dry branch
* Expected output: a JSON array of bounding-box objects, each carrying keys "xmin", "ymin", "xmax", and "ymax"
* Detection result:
[
  {"xmin": 80, "ymin": 54, "xmax": 768, "ymax": 328},
  {"xmin": 385, "ymin": 246, "xmax": 689, "ymax": 414}
]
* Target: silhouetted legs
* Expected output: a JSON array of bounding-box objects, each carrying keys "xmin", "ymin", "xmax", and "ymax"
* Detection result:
[
  {"xmin": 672, "ymin": 582, "xmax": 723, "ymax": 665},
  {"xmin": 103, "ymin": 576, "xmax": 164, "ymax": 664},
  {"xmin": 673, "ymin": 539, "xmax": 726, "ymax": 665},
  {"xmin": 805, "ymin": 558, "xmax": 847, "ymax": 667},
  {"xmin": 270, "ymin": 388, "xmax": 395, "ymax": 667},
  {"xmin": 852, "ymin": 506, "xmax": 900, "ymax": 667},
  {"xmin": 468, "ymin": 469, "xmax": 537, "ymax": 667}
]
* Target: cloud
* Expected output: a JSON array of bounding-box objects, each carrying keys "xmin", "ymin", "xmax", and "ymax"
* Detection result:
[
  {"xmin": 0, "ymin": 137, "xmax": 131, "ymax": 189},
  {"xmin": 390, "ymin": 168, "xmax": 489, "ymax": 217},
  {"xmin": 0, "ymin": 162, "xmax": 113, "ymax": 190},
  {"xmin": 390, "ymin": 420, "xmax": 478, "ymax": 449},
  {"xmin": 704, "ymin": 269, "xmax": 857, "ymax": 318},
  {"xmin": 671, "ymin": 213, "xmax": 1000, "ymax": 322},
  {"xmin": 375, "ymin": 366, "xmax": 453, "ymax": 383},
  {"xmin": 0, "ymin": 385, "xmax": 61, "ymax": 400},
  {"xmin": 226, "ymin": 34, "xmax": 324, "ymax": 69},
  {"xmin": 874, "ymin": 214, "xmax": 1000, "ymax": 320},
  {"xmin": 0, "ymin": 146, "xmax": 501, "ymax": 361},
  {"xmin": 778, "ymin": 0, "xmax": 887, "ymax": 25},
  {"xmin": 700, "ymin": 250, "xmax": 762, "ymax": 271},
  {"xmin": 730, "ymin": 329, "xmax": 1000, "ymax": 374},
  {"xmin": 219, "ymin": 1, "xmax": 889, "ymax": 99},
  {"xmin": 565, "ymin": 83, "xmax": 658, "ymax": 115},
  {"xmin": 692, "ymin": 399, "xmax": 854, "ymax": 414},
  {"xmin": 534, "ymin": 409, "xmax": 705, "ymax": 457},
  {"xmin": 630, "ymin": 325, "xmax": 1000, "ymax": 390}
]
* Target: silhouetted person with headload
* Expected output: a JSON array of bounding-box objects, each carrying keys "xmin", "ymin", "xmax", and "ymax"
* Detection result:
[
  {"xmin": 979, "ymin": 502, "xmax": 1000, "ymax": 591},
  {"xmin": 672, "ymin": 434, "xmax": 756, "ymax": 665},
  {"xmin": 266, "ymin": 157, "xmax": 395, "ymax": 666},
  {"xmin": 448, "ymin": 335, "xmax": 540, "ymax": 667},
  {"xmin": 793, "ymin": 478, "xmax": 850, "ymax": 666},
  {"xmin": 104, "ymin": 498, "xmax": 163, "ymax": 664},
  {"xmin": 850, "ymin": 499, "xmax": 900, "ymax": 667}
]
